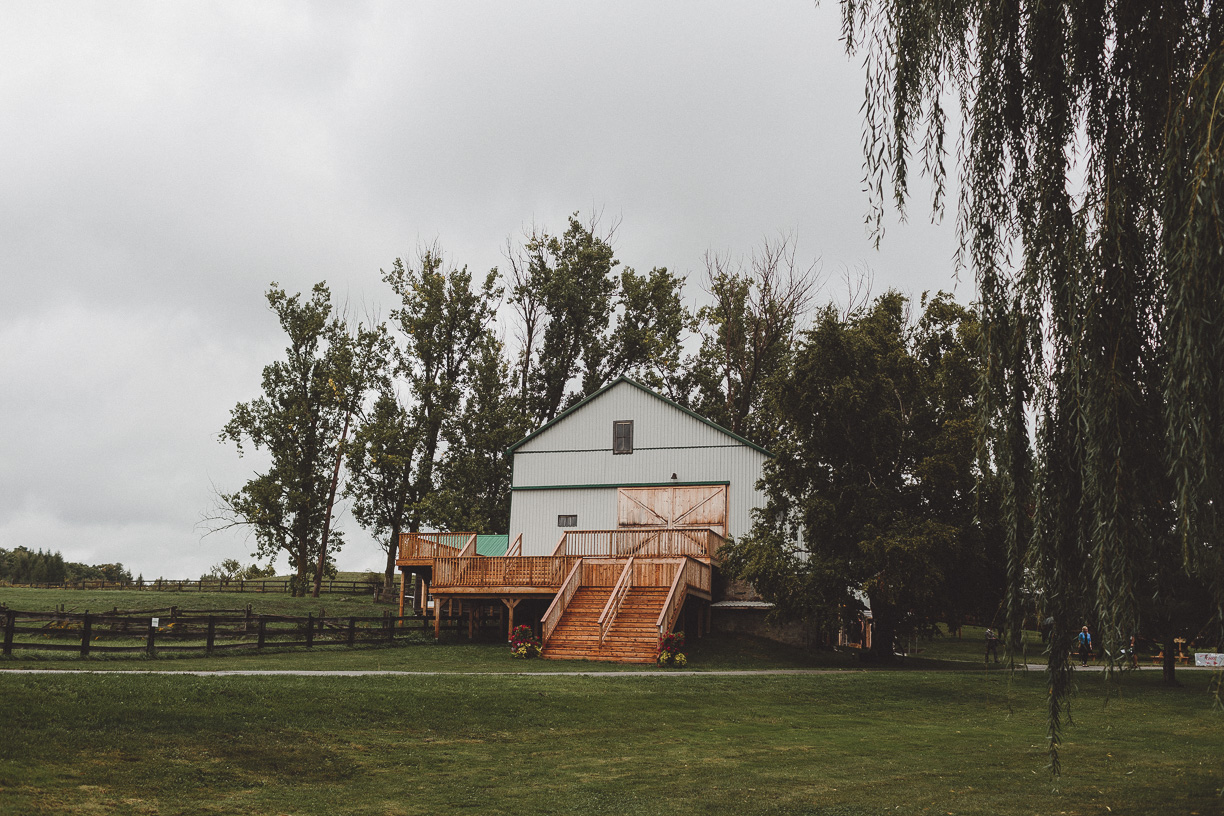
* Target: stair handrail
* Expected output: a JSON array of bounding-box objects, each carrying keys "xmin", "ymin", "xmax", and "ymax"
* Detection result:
[
  {"xmin": 656, "ymin": 557, "xmax": 691, "ymax": 645},
  {"xmin": 541, "ymin": 558, "xmax": 585, "ymax": 644},
  {"xmin": 551, "ymin": 532, "xmax": 568, "ymax": 557},
  {"xmin": 598, "ymin": 557, "xmax": 635, "ymax": 646},
  {"xmin": 457, "ymin": 533, "xmax": 479, "ymax": 557},
  {"xmin": 505, "ymin": 533, "xmax": 523, "ymax": 557}
]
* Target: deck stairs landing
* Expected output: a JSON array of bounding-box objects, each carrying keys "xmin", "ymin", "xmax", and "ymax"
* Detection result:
[{"xmin": 543, "ymin": 586, "xmax": 670, "ymax": 663}]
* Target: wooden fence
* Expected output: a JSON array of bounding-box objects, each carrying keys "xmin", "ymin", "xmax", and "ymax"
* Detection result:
[
  {"xmin": 1, "ymin": 578, "xmax": 382, "ymax": 594},
  {"xmin": 0, "ymin": 607, "xmax": 461, "ymax": 658}
]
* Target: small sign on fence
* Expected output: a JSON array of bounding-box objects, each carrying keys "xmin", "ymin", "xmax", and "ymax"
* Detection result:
[
  {"xmin": 1194, "ymin": 653, "xmax": 1223, "ymax": 667},
  {"xmin": 151, "ymin": 617, "xmax": 159, "ymax": 627}
]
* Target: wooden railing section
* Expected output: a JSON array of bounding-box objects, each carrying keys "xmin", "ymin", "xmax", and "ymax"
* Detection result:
[
  {"xmin": 506, "ymin": 533, "xmax": 523, "ymax": 557},
  {"xmin": 398, "ymin": 532, "xmax": 475, "ymax": 561},
  {"xmin": 657, "ymin": 557, "xmax": 712, "ymax": 643},
  {"xmin": 541, "ymin": 559, "xmax": 584, "ymax": 643},
  {"xmin": 597, "ymin": 558, "xmax": 635, "ymax": 645},
  {"xmin": 431, "ymin": 556, "xmax": 581, "ymax": 589},
  {"xmin": 457, "ymin": 534, "xmax": 479, "ymax": 557},
  {"xmin": 555, "ymin": 528, "xmax": 724, "ymax": 559}
]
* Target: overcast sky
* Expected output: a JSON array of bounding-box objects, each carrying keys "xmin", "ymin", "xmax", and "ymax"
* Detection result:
[{"xmin": 0, "ymin": 2, "xmax": 964, "ymax": 579}]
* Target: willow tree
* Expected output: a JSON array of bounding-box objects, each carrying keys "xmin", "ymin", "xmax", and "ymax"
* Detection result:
[{"xmin": 837, "ymin": 1, "xmax": 1224, "ymax": 770}]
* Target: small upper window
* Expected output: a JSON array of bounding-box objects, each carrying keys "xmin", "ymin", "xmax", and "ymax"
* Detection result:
[
  {"xmin": 557, "ymin": 514, "xmax": 578, "ymax": 527},
  {"xmin": 613, "ymin": 420, "xmax": 633, "ymax": 454}
]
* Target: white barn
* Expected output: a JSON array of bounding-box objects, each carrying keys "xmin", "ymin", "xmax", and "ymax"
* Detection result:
[{"xmin": 508, "ymin": 376, "xmax": 771, "ymax": 555}]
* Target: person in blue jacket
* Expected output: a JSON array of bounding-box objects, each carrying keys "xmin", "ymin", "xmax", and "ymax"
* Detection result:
[{"xmin": 1077, "ymin": 625, "xmax": 1093, "ymax": 667}]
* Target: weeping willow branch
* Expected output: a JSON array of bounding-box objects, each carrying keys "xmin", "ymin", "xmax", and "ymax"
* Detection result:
[{"xmin": 839, "ymin": 0, "xmax": 1224, "ymax": 773}]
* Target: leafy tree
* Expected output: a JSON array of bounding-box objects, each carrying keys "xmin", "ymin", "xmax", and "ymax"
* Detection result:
[
  {"xmin": 722, "ymin": 292, "xmax": 998, "ymax": 661},
  {"xmin": 836, "ymin": 0, "xmax": 1224, "ymax": 768},
  {"xmin": 212, "ymin": 283, "xmax": 377, "ymax": 596},
  {"xmin": 426, "ymin": 334, "xmax": 533, "ymax": 535},
  {"xmin": 508, "ymin": 213, "xmax": 698, "ymax": 422},
  {"xmin": 604, "ymin": 266, "xmax": 695, "ymax": 402},
  {"xmin": 687, "ymin": 235, "xmax": 818, "ymax": 445},
  {"xmin": 508, "ymin": 214, "xmax": 620, "ymax": 424},
  {"xmin": 345, "ymin": 247, "xmax": 503, "ymax": 587},
  {"xmin": 345, "ymin": 386, "xmax": 419, "ymax": 589}
]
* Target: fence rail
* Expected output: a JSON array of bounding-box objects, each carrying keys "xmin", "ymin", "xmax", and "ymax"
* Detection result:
[
  {"xmin": 0, "ymin": 578, "xmax": 383, "ymax": 595},
  {"xmin": 0, "ymin": 607, "xmax": 457, "ymax": 658}
]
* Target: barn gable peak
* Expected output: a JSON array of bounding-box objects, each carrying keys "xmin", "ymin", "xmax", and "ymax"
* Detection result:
[{"xmin": 507, "ymin": 375, "xmax": 771, "ymax": 457}]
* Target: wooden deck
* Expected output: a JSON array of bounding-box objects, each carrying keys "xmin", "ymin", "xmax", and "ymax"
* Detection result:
[{"xmin": 394, "ymin": 530, "xmax": 715, "ymax": 662}]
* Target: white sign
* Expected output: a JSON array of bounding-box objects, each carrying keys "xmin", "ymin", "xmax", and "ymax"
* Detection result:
[
  {"xmin": 1194, "ymin": 653, "xmax": 1223, "ymax": 667},
  {"xmin": 151, "ymin": 617, "xmax": 159, "ymax": 627}
]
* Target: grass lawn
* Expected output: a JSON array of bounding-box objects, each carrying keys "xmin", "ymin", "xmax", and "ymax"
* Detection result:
[{"xmin": 1, "ymin": 666, "xmax": 1220, "ymax": 816}]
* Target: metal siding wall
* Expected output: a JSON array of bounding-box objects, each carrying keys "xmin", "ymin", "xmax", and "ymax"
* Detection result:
[
  {"xmin": 509, "ymin": 488, "xmax": 618, "ymax": 555},
  {"xmin": 515, "ymin": 381, "xmax": 735, "ymax": 456},
  {"xmin": 507, "ymin": 379, "xmax": 770, "ymax": 547}
]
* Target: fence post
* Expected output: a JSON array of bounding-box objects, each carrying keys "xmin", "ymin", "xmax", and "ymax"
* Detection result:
[
  {"xmin": 80, "ymin": 613, "xmax": 92, "ymax": 658},
  {"xmin": 386, "ymin": 610, "xmax": 393, "ymax": 643},
  {"xmin": 206, "ymin": 616, "xmax": 216, "ymax": 655},
  {"xmin": 147, "ymin": 619, "xmax": 157, "ymax": 657},
  {"xmin": 3, "ymin": 610, "xmax": 14, "ymax": 656},
  {"xmin": 305, "ymin": 613, "xmax": 314, "ymax": 648},
  {"xmin": 257, "ymin": 616, "xmax": 266, "ymax": 649},
  {"xmin": 347, "ymin": 617, "xmax": 356, "ymax": 646}
]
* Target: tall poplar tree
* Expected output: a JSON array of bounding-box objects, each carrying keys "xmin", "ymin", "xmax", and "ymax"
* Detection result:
[{"xmin": 214, "ymin": 283, "xmax": 376, "ymax": 595}]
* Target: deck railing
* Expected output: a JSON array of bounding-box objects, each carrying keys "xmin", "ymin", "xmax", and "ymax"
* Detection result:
[
  {"xmin": 431, "ymin": 556, "xmax": 581, "ymax": 589},
  {"xmin": 598, "ymin": 558, "xmax": 635, "ymax": 645},
  {"xmin": 398, "ymin": 532, "xmax": 475, "ymax": 562},
  {"xmin": 541, "ymin": 559, "xmax": 584, "ymax": 643},
  {"xmin": 556, "ymin": 528, "xmax": 724, "ymax": 559},
  {"xmin": 657, "ymin": 557, "xmax": 712, "ymax": 642}
]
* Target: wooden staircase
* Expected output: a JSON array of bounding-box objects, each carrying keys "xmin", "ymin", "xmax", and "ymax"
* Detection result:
[{"xmin": 543, "ymin": 586, "xmax": 670, "ymax": 663}]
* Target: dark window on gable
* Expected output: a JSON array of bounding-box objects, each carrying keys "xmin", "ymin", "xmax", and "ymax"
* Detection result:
[
  {"xmin": 613, "ymin": 420, "xmax": 633, "ymax": 454},
  {"xmin": 557, "ymin": 514, "xmax": 578, "ymax": 527}
]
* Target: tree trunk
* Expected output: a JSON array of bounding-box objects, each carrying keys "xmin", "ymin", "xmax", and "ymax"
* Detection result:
[
  {"xmin": 384, "ymin": 520, "xmax": 401, "ymax": 590},
  {"xmin": 865, "ymin": 597, "xmax": 900, "ymax": 664},
  {"xmin": 314, "ymin": 408, "xmax": 352, "ymax": 598},
  {"xmin": 1162, "ymin": 634, "xmax": 1179, "ymax": 685}
]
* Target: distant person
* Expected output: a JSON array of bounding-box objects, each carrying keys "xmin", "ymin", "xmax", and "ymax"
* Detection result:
[
  {"xmin": 985, "ymin": 628, "xmax": 1000, "ymax": 663},
  {"xmin": 1077, "ymin": 626, "xmax": 1093, "ymax": 667}
]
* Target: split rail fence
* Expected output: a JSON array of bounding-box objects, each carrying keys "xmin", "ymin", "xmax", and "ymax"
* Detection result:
[
  {"xmin": 0, "ymin": 607, "xmax": 462, "ymax": 659},
  {"xmin": 2, "ymin": 578, "xmax": 383, "ymax": 594}
]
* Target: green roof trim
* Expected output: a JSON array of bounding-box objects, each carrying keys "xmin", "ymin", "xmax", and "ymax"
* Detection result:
[
  {"xmin": 475, "ymin": 534, "xmax": 509, "ymax": 557},
  {"xmin": 513, "ymin": 480, "xmax": 731, "ymax": 491},
  {"xmin": 506, "ymin": 375, "xmax": 773, "ymax": 457}
]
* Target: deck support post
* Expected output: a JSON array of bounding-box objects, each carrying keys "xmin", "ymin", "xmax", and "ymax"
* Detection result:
[
  {"xmin": 434, "ymin": 596, "xmax": 442, "ymax": 639},
  {"xmin": 501, "ymin": 598, "xmax": 520, "ymax": 638},
  {"xmin": 397, "ymin": 569, "xmax": 406, "ymax": 621}
]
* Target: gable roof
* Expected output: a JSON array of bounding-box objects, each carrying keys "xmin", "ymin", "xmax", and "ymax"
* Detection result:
[{"xmin": 507, "ymin": 375, "xmax": 772, "ymax": 457}]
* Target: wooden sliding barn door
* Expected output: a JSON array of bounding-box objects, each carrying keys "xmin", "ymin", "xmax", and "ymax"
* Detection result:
[{"xmin": 616, "ymin": 485, "xmax": 727, "ymax": 537}]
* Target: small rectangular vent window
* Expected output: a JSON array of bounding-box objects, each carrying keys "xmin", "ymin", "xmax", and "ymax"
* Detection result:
[
  {"xmin": 613, "ymin": 420, "xmax": 633, "ymax": 454},
  {"xmin": 557, "ymin": 514, "xmax": 578, "ymax": 527}
]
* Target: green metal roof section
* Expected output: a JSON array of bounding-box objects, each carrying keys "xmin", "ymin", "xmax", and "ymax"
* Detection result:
[
  {"xmin": 506, "ymin": 375, "xmax": 773, "ymax": 458},
  {"xmin": 475, "ymin": 534, "xmax": 509, "ymax": 556}
]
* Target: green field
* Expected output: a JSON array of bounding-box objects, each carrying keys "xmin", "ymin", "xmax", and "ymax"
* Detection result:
[
  {"xmin": 2, "ymin": 588, "xmax": 1221, "ymax": 814},
  {"xmin": 1, "ymin": 665, "xmax": 1221, "ymax": 816}
]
